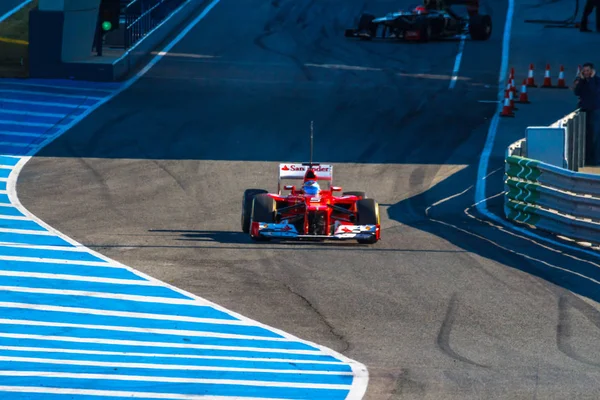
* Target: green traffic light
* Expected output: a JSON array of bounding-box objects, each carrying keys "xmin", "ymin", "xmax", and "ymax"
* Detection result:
[{"xmin": 102, "ymin": 21, "xmax": 112, "ymax": 31}]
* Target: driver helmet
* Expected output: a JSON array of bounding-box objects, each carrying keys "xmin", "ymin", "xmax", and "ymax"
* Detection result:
[
  {"xmin": 303, "ymin": 180, "xmax": 320, "ymax": 195},
  {"xmin": 414, "ymin": 5, "xmax": 428, "ymax": 13}
]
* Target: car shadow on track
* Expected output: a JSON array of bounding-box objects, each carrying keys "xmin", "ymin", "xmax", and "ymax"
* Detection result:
[
  {"xmin": 145, "ymin": 229, "xmax": 469, "ymax": 252},
  {"xmin": 387, "ymin": 163, "xmax": 600, "ymax": 305},
  {"xmin": 351, "ymin": 37, "xmax": 465, "ymax": 46}
]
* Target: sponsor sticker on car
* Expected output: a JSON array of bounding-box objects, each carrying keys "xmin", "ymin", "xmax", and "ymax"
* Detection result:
[{"xmin": 279, "ymin": 163, "xmax": 333, "ymax": 179}]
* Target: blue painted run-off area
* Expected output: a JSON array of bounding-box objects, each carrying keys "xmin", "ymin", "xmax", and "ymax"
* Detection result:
[{"xmin": 0, "ymin": 79, "xmax": 364, "ymax": 399}]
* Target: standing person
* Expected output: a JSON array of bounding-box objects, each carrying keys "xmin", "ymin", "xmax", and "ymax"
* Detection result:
[
  {"xmin": 580, "ymin": 0, "xmax": 600, "ymax": 32},
  {"xmin": 573, "ymin": 63, "xmax": 600, "ymax": 165}
]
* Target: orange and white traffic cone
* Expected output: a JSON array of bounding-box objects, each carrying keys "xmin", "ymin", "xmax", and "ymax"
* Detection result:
[
  {"xmin": 556, "ymin": 65, "xmax": 568, "ymax": 88},
  {"xmin": 542, "ymin": 64, "xmax": 553, "ymax": 87},
  {"xmin": 508, "ymin": 88, "xmax": 518, "ymax": 110},
  {"xmin": 526, "ymin": 64, "xmax": 537, "ymax": 87},
  {"xmin": 510, "ymin": 76, "xmax": 518, "ymax": 96},
  {"xmin": 500, "ymin": 91, "xmax": 515, "ymax": 117},
  {"xmin": 518, "ymin": 79, "xmax": 530, "ymax": 103}
]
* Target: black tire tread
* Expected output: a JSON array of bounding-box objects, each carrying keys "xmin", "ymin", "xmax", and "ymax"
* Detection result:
[
  {"xmin": 250, "ymin": 194, "xmax": 276, "ymax": 241},
  {"xmin": 241, "ymin": 189, "xmax": 268, "ymax": 233},
  {"xmin": 469, "ymin": 14, "xmax": 492, "ymax": 40},
  {"xmin": 356, "ymin": 198, "xmax": 380, "ymax": 244},
  {"xmin": 356, "ymin": 199, "xmax": 379, "ymax": 225}
]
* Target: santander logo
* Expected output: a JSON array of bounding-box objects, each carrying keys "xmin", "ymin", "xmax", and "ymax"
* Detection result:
[{"xmin": 281, "ymin": 165, "xmax": 330, "ymax": 172}]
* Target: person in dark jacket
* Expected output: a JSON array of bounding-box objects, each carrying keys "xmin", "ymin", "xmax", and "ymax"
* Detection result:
[
  {"xmin": 580, "ymin": 0, "xmax": 599, "ymax": 32},
  {"xmin": 573, "ymin": 62, "xmax": 600, "ymax": 165}
]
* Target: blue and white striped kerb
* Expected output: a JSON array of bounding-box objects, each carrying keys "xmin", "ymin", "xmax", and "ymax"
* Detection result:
[{"xmin": 0, "ymin": 80, "xmax": 368, "ymax": 399}]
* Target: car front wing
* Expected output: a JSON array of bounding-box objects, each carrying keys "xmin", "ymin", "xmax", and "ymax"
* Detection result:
[{"xmin": 250, "ymin": 222, "xmax": 379, "ymax": 240}]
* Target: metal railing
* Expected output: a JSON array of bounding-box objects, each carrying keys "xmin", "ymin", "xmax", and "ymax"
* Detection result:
[
  {"xmin": 124, "ymin": 0, "xmax": 187, "ymax": 50},
  {"xmin": 549, "ymin": 109, "xmax": 587, "ymax": 172},
  {"xmin": 504, "ymin": 110, "xmax": 600, "ymax": 247}
]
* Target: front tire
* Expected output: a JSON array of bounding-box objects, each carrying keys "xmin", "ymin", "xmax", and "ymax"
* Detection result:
[
  {"xmin": 356, "ymin": 198, "xmax": 380, "ymax": 244},
  {"xmin": 250, "ymin": 194, "xmax": 276, "ymax": 241},
  {"xmin": 358, "ymin": 13, "xmax": 377, "ymax": 38},
  {"xmin": 241, "ymin": 189, "xmax": 268, "ymax": 233},
  {"xmin": 469, "ymin": 14, "xmax": 492, "ymax": 40},
  {"xmin": 420, "ymin": 23, "xmax": 432, "ymax": 42}
]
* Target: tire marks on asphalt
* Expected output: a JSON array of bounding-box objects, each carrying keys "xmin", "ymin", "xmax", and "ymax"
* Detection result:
[{"xmin": 436, "ymin": 293, "xmax": 489, "ymax": 368}]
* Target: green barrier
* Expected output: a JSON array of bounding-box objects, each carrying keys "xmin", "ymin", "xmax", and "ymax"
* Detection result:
[
  {"xmin": 505, "ymin": 178, "xmax": 541, "ymax": 203},
  {"xmin": 505, "ymin": 199, "xmax": 541, "ymax": 225},
  {"xmin": 505, "ymin": 156, "xmax": 542, "ymax": 182}
]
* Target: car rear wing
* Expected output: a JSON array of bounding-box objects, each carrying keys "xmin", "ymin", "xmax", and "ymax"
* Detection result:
[
  {"xmin": 278, "ymin": 163, "xmax": 333, "ymax": 193},
  {"xmin": 279, "ymin": 163, "xmax": 333, "ymax": 179}
]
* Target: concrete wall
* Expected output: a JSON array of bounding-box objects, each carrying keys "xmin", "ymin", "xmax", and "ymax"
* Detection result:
[
  {"xmin": 36, "ymin": 0, "xmax": 101, "ymax": 62},
  {"xmin": 61, "ymin": 0, "xmax": 100, "ymax": 62}
]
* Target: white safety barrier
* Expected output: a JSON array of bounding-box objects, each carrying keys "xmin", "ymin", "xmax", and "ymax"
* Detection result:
[{"xmin": 504, "ymin": 110, "xmax": 600, "ymax": 247}]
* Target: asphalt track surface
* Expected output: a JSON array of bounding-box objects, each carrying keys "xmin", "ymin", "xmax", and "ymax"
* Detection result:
[{"xmin": 18, "ymin": 0, "xmax": 600, "ymax": 398}]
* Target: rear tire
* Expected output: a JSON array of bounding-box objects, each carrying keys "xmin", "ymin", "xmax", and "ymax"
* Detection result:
[
  {"xmin": 358, "ymin": 13, "xmax": 377, "ymax": 38},
  {"xmin": 241, "ymin": 189, "xmax": 268, "ymax": 233},
  {"xmin": 356, "ymin": 198, "xmax": 380, "ymax": 244},
  {"xmin": 419, "ymin": 21, "xmax": 432, "ymax": 42},
  {"xmin": 250, "ymin": 194, "xmax": 276, "ymax": 241},
  {"xmin": 469, "ymin": 14, "xmax": 492, "ymax": 40}
]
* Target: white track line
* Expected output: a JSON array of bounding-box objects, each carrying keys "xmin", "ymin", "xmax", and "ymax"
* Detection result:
[
  {"xmin": 0, "ymin": 215, "xmax": 29, "ymax": 221},
  {"xmin": 0, "ymin": 109, "xmax": 69, "ymax": 118},
  {"xmin": 0, "ymin": 89, "xmax": 104, "ymax": 100},
  {"xmin": 305, "ymin": 63, "xmax": 382, "ymax": 72},
  {"xmin": 0, "ymin": 131, "xmax": 48, "ymax": 138},
  {"xmin": 0, "ymin": 120, "xmax": 53, "ymax": 128},
  {"xmin": 0, "ymin": 333, "xmax": 323, "ymax": 355},
  {"xmin": 0, "ymin": 81, "xmax": 116, "ymax": 93},
  {"xmin": 0, "ymin": 345, "xmax": 347, "ymax": 365},
  {"xmin": 0, "ymin": 142, "xmax": 33, "ymax": 148},
  {"xmin": 0, "ymin": 255, "xmax": 117, "ymax": 267},
  {"xmin": 0, "ymin": 99, "xmax": 82, "ymax": 108},
  {"xmin": 0, "ymin": 242, "xmax": 88, "ymax": 251},
  {"xmin": 3, "ymin": 0, "xmax": 369, "ymax": 398},
  {"xmin": 0, "ymin": 302, "xmax": 249, "ymax": 325},
  {"xmin": 0, "ymin": 227, "xmax": 52, "ymax": 235},
  {"xmin": 0, "ymin": 372, "xmax": 352, "ymax": 390},
  {"xmin": 0, "ymin": 355, "xmax": 353, "ymax": 375},
  {"xmin": 0, "ymin": 318, "xmax": 290, "ymax": 341},
  {"xmin": 0, "ymin": 270, "xmax": 158, "ymax": 285},
  {"xmin": 0, "ymin": 387, "xmax": 286, "ymax": 400},
  {"xmin": 0, "ymin": 286, "xmax": 201, "ymax": 305},
  {"xmin": 449, "ymin": 35, "xmax": 466, "ymax": 89}
]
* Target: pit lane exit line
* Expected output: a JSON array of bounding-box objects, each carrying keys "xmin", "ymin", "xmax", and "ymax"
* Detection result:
[{"xmin": 448, "ymin": 35, "xmax": 466, "ymax": 89}]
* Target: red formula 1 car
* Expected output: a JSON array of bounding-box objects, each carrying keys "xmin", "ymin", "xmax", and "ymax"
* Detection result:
[{"xmin": 241, "ymin": 162, "xmax": 381, "ymax": 244}]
